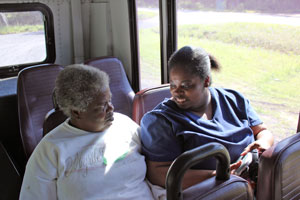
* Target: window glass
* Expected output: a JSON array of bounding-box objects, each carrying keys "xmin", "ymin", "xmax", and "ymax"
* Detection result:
[
  {"xmin": 136, "ymin": 0, "xmax": 161, "ymax": 89},
  {"xmin": 0, "ymin": 11, "xmax": 46, "ymax": 67},
  {"xmin": 177, "ymin": 0, "xmax": 300, "ymax": 141}
]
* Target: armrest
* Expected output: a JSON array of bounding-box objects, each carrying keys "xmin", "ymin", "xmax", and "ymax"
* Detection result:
[{"xmin": 166, "ymin": 142, "xmax": 231, "ymax": 200}]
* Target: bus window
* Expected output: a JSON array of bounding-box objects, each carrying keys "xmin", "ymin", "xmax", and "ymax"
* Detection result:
[
  {"xmin": 176, "ymin": 0, "xmax": 300, "ymax": 141},
  {"xmin": 0, "ymin": 11, "xmax": 46, "ymax": 66},
  {"xmin": 136, "ymin": 0, "xmax": 161, "ymax": 89},
  {"xmin": 0, "ymin": 3, "xmax": 55, "ymax": 78}
]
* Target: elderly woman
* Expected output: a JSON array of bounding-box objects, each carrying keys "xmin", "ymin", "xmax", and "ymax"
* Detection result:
[
  {"xmin": 20, "ymin": 64, "xmax": 154, "ymax": 200},
  {"xmin": 140, "ymin": 46, "xmax": 274, "ymax": 191}
]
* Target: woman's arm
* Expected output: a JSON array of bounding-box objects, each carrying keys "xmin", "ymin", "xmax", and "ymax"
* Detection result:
[
  {"xmin": 20, "ymin": 166, "xmax": 57, "ymax": 200},
  {"xmin": 147, "ymin": 160, "xmax": 215, "ymax": 190},
  {"xmin": 241, "ymin": 124, "xmax": 274, "ymax": 156},
  {"xmin": 19, "ymin": 141, "xmax": 58, "ymax": 200},
  {"xmin": 147, "ymin": 159, "xmax": 242, "ymax": 190}
]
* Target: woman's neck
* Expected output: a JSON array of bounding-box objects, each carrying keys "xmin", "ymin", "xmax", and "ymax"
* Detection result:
[{"xmin": 191, "ymin": 89, "xmax": 212, "ymax": 120}]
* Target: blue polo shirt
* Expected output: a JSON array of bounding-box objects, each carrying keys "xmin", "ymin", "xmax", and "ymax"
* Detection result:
[{"xmin": 140, "ymin": 87, "xmax": 262, "ymax": 170}]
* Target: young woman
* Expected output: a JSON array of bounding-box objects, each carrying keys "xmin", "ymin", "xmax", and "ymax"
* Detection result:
[{"xmin": 141, "ymin": 46, "xmax": 274, "ymax": 190}]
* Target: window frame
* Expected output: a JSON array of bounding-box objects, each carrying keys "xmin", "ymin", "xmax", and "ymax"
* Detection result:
[
  {"xmin": 0, "ymin": 3, "xmax": 55, "ymax": 79},
  {"xmin": 128, "ymin": 0, "xmax": 177, "ymax": 89},
  {"xmin": 163, "ymin": 0, "xmax": 177, "ymax": 83},
  {"xmin": 128, "ymin": 0, "xmax": 140, "ymax": 92}
]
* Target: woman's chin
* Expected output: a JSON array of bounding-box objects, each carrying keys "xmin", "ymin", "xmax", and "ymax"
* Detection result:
[{"xmin": 176, "ymin": 103, "xmax": 190, "ymax": 110}]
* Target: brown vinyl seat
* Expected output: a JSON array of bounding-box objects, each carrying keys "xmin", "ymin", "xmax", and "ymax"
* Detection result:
[
  {"xmin": 43, "ymin": 57, "xmax": 135, "ymax": 135},
  {"xmin": 256, "ymin": 132, "xmax": 300, "ymax": 199},
  {"xmin": 17, "ymin": 64, "xmax": 64, "ymax": 160},
  {"xmin": 132, "ymin": 84, "xmax": 171, "ymax": 125}
]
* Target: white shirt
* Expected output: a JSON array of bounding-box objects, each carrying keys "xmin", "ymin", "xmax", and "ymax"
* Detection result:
[{"xmin": 20, "ymin": 113, "xmax": 154, "ymax": 200}]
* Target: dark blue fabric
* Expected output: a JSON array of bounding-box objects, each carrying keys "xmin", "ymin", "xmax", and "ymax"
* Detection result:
[{"xmin": 140, "ymin": 87, "xmax": 262, "ymax": 170}]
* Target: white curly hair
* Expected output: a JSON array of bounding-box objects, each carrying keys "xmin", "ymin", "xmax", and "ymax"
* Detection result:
[{"xmin": 54, "ymin": 64, "xmax": 109, "ymax": 117}]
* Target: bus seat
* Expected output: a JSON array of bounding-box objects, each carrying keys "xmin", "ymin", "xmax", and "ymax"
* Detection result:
[
  {"xmin": 43, "ymin": 57, "xmax": 135, "ymax": 135},
  {"xmin": 42, "ymin": 91, "xmax": 67, "ymax": 136},
  {"xmin": 0, "ymin": 141, "xmax": 22, "ymax": 200},
  {"xmin": 132, "ymin": 84, "xmax": 171, "ymax": 124},
  {"xmin": 166, "ymin": 142, "xmax": 253, "ymax": 200},
  {"xmin": 43, "ymin": 108, "xmax": 67, "ymax": 136},
  {"xmin": 85, "ymin": 56, "xmax": 135, "ymax": 118},
  {"xmin": 17, "ymin": 64, "xmax": 64, "ymax": 159},
  {"xmin": 256, "ymin": 132, "xmax": 300, "ymax": 200}
]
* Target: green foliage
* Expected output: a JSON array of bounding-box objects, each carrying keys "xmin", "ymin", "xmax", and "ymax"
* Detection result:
[
  {"xmin": 136, "ymin": 0, "xmax": 158, "ymax": 8},
  {"xmin": 0, "ymin": 25, "xmax": 44, "ymax": 34},
  {"xmin": 139, "ymin": 28, "xmax": 161, "ymax": 83},
  {"xmin": 178, "ymin": 23, "xmax": 300, "ymax": 55},
  {"xmin": 177, "ymin": 1, "xmax": 206, "ymax": 10},
  {"xmin": 3, "ymin": 11, "xmax": 43, "ymax": 26},
  {"xmin": 138, "ymin": 10, "xmax": 157, "ymax": 20}
]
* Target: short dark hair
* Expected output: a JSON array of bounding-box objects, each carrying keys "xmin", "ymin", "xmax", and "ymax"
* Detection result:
[{"xmin": 168, "ymin": 46, "xmax": 221, "ymax": 84}]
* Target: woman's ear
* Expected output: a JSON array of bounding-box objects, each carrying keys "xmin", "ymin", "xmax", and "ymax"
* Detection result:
[
  {"xmin": 71, "ymin": 110, "xmax": 81, "ymax": 119},
  {"xmin": 204, "ymin": 76, "xmax": 210, "ymax": 87}
]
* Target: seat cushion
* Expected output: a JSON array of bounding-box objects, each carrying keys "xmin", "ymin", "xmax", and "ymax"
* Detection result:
[{"xmin": 183, "ymin": 175, "xmax": 253, "ymax": 200}]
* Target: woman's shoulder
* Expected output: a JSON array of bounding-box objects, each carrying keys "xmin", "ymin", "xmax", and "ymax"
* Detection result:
[
  {"xmin": 112, "ymin": 112, "xmax": 140, "ymax": 131},
  {"xmin": 141, "ymin": 98, "xmax": 177, "ymax": 119},
  {"xmin": 45, "ymin": 119, "xmax": 84, "ymax": 139},
  {"xmin": 113, "ymin": 112, "xmax": 131, "ymax": 120},
  {"xmin": 141, "ymin": 98, "xmax": 186, "ymax": 130},
  {"xmin": 149, "ymin": 98, "xmax": 180, "ymax": 114},
  {"xmin": 113, "ymin": 112, "xmax": 138, "ymax": 126},
  {"xmin": 28, "ymin": 130, "xmax": 61, "ymax": 165},
  {"xmin": 211, "ymin": 87, "xmax": 247, "ymax": 101}
]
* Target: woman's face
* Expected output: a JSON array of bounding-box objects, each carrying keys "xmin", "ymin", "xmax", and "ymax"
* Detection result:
[
  {"xmin": 169, "ymin": 66, "xmax": 209, "ymax": 112},
  {"xmin": 73, "ymin": 88, "xmax": 114, "ymax": 132}
]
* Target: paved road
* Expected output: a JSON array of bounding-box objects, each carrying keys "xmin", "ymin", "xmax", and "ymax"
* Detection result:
[{"xmin": 0, "ymin": 31, "xmax": 46, "ymax": 67}]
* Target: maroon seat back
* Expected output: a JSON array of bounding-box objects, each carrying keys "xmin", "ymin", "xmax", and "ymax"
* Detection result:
[
  {"xmin": 256, "ymin": 132, "xmax": 300, "ymax": 200},
  {"xmin": 85, "ymin": 56, "xmax": 135, "ymax": 117},
  {"xmin": 132, "ymin": 84, "xmax": 171, "ymax": 124},
  {"xmin": 17, "ymin": 64, "xmax": 64, "ymax": 159}
]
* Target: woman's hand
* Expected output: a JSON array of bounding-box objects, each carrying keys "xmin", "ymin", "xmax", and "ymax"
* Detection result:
[
  {"xmin": 230, "ymin": 160, "xmax": 242, "ymax": 174},
  {"xmin": 241, "ymin": 124, "xmax": 274, "ymax": 156},
  {"xmin": 212, "ymin": 160, "xmax": 242, "ymax": 176},
  {"xmin": 240, "ymin": 139, "xmax": 271, "ymax": 156}
]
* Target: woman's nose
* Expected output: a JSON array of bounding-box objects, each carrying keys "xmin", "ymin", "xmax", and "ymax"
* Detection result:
[
  {"xmin": 172, "ymin": 87, "xmax": 183, "ymax": 95},
  {"xmin": 107, "ymin": 102, "xmax": 114, "ymax": 112}
]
